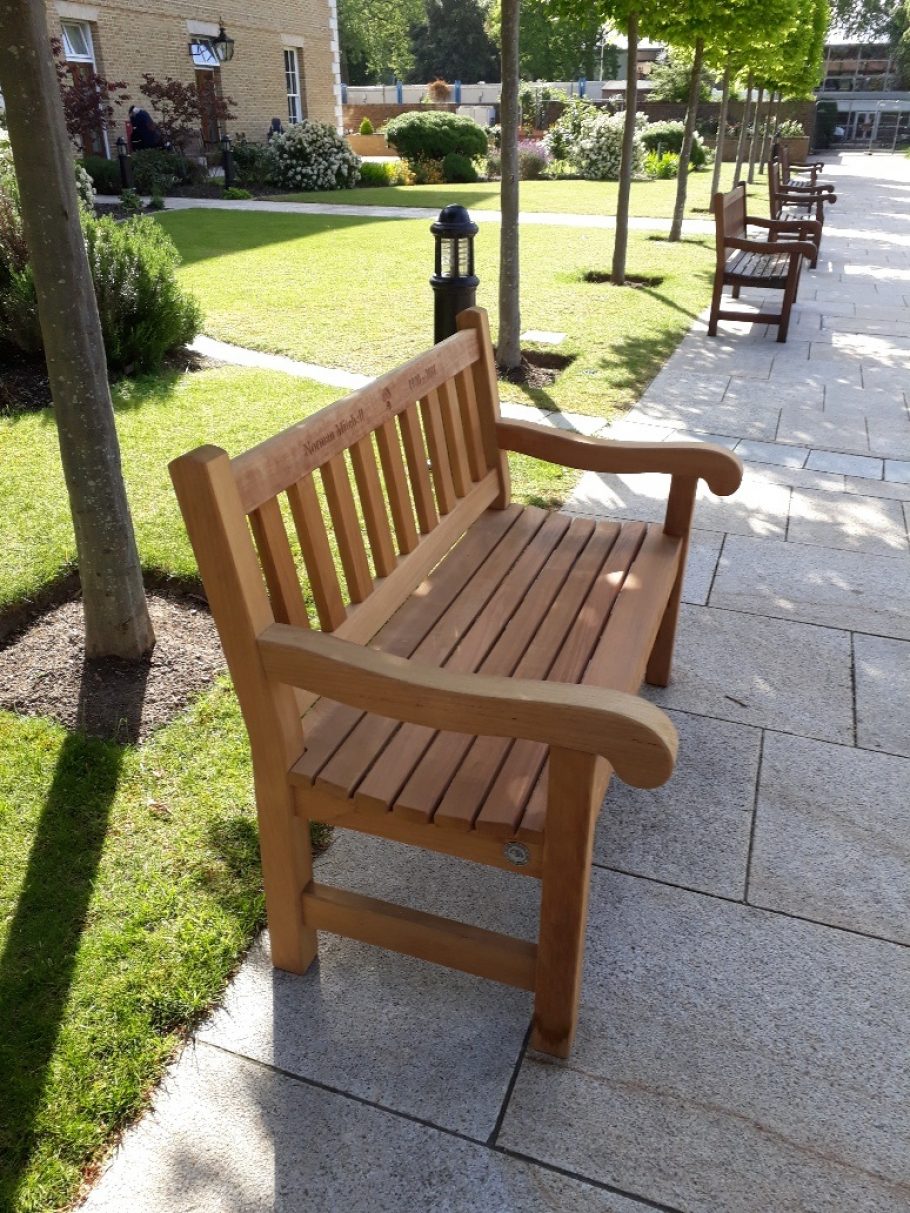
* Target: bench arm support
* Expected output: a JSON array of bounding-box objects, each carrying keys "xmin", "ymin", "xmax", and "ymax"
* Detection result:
[
  {"xmin": 725, "ymin": 236, "xmax": 818, "ymax": 260},
  {"xmin": 748, "ymin": 215, "xmax": 822, "ymax": 240},
  {"xmin": 258, "ymin": 623, "xmax": 678, "ymax": 789},
  {"xmin": 495, "ymin": 419, "xmax": 743, "ymax": 497}
]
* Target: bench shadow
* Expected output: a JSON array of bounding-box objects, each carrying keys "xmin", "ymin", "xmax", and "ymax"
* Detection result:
[{"xmin": 0, "ymin": 657, "xmax": 148, "ymax": 1203}]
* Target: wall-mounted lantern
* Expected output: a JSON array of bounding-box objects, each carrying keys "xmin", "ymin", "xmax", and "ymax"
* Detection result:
[{"xmin": 210, "ymin": 23, "xmax": 235, "ymax": 63}]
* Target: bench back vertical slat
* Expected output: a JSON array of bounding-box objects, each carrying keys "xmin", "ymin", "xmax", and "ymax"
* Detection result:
[
  {"xmin": 419, "ymin": 389, "xmax": 457, "ymax": 514},
  {"xmin": 349, "ymin": 434, "xmax": 397, "ymax": 578},
  {"xmin": 320, "ymin": 453, "xmax": 374, "ymax": 603},
  {"xmin": 454, "ymin": 367, "xmax": 488, "ymax": 482},
  {"xmin": 437, "ymin": 378, "xmax": 472, "ymax": 496},
  {"xmin": 287, "ymin": 474, "xmax": 347, "ymax": 630},
  {"xmin": 457, "ymin": 308, "xmax": 511, "ymax": 507},
  {"xmin": 375, "ymin": 418, "xmax": 420, "ymax": 554},
  {"xmin": 399, "ymin": 405, "xmax": 439, "ymax": 533},
  {"xmin": 249, "ymin": 496, "xmax": 311, "ymax": 629}
]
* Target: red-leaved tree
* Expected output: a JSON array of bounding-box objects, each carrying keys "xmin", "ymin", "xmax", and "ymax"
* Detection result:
[
  {"xmin": 50, "ymin": 38, "xmax": 129, "ymax": 149},
  {"xmin": 139, "ymin": 74, "xmax": 236, "ymax": 150}
]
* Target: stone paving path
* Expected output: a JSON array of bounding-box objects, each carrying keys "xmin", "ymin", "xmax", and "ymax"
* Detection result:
[
  {"xmin": 155, "ymin": 192, "xmax": 716, "ymax": 233},
  {"xmin": 82, "ymin": 154, "xmax": 910, "ymax": 1212}
]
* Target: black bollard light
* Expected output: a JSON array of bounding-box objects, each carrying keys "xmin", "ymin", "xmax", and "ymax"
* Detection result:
[
  {"xmin": 221, "ymin": 133, "xmax": 235, "ymax": 189},
  {"xmin": 116, "ymin": 135, "xmax": 133, "ymax": 190},
  {"xmin": 430, "ymin": 204, "xmax": 478, "ymax": 344}
]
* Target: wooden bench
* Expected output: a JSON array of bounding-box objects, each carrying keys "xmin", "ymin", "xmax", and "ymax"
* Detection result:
[
  {"xmin": 170, "ymin": 307, "xmax": 743, "ymax": 1058},
  {"xmin": 769, "ymin": 158, "xmax": 836, "ymax": 251},
  {"xmin": 777, "ymin": 144, "xmax": 835, "ymax": 192},
  {"xmin": 709, "ymin": 182, "xmax": 819, "ymax": 342}
]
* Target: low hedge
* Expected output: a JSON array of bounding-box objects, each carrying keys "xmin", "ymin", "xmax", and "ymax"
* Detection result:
[
  {"xmin": 640, "ymin": 121, "xmax": 707, "ymax": 168},
  {"xmin": 383, "ymin": 111, "xmax": 487, "ymax": 167}
]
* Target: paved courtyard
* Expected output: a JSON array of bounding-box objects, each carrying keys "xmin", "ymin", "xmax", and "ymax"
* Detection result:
[{"xmin": 81, "ymin": 153, "xmax": 910, "ymax": 1212}]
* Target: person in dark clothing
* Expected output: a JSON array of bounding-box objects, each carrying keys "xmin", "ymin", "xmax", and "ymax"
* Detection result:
[
  {"xmin": 267, "ymin": 117, "xmax": 285, "ymax": 142},
  {"xmin": 128, "ymin": 106, "xmax": 162, "ymax": 150}
]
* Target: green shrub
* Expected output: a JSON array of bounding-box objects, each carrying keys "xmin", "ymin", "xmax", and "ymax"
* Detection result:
[
  {"xmin": 0, "ymin": 168, "xmax": 201, "ymax": 370},
  {"xmin": 639, "ymin": 121, "xmax": 707, "ymax": 168},
  {"xmin": 131, "ymin": 148, "xmax": 187, "ymax": 194},
  {"xmin": 270, "ymin": 120, "xmax": 361, "ymax": 190},
  {"xmin": 777, "ymin": 119, "xmax": 806, "ymax": 137},
  {"xmin": 223, "ymin": 186, "xmax": 252, "ymax": 200},
  {"xmin": 442, "ymin": 151, "xmax": 478, "ymax": 183},
  {"xmin": 517, "ymin": 139, "xmax": 550, "ymax": 180},
  {"xmin": 383, "ymin": 111, "xmax": 487, "ymax": 168},
  {"xmin": 358, "ymin": 117, "xmax": 374, "ymax": 136},
  {"xmin": 545, "ymin": 105, "xmax": 642, "ymax": 180},
  {"xmin": 231, "ymin": 135, "xmax": 276, "ymax": 189},
  {"xmin": 85, "ymin": 216, "xmax": 202, "ymax": 370},
  {"xmin": 120, "ymin": 188, "xmax": 143, "ymax": 215},
  {"xmin": 644, "ymin": 150, "xmax": 680, "ymax": 179},
  {"xmin": 81, "ymin": 154, "xmax": 121, "ymax": 196},
  {"xmin": 357, "ymin": 160, "xmax": 410, "ymax": 186}
]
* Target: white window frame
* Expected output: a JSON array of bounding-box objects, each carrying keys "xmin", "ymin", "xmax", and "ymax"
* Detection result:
[
  {"xmin": 61, "ymin": 19, "xmax": 95, "ymax": 64},
  {"xmin": 60, "ymin": 19, "xmax": 109, "ymax": 156},
  {"xmin": 284, "ymin": 47, "xmax": 302, "ymax": 124}
]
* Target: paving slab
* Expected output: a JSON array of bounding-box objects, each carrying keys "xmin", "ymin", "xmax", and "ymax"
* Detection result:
[
  {"xmin": 198, "ymin": 834, "xmax": 537, "ymax": 1137},
  {"xmin": 806, "ymin": 448, "xmax": 884, "ymax": 477},
  {"xmin": 787, "ymin": 487, "xmax": 909, "ymax": 556},
  {"xmin": 596, "ymin": 709, "xmax": 759, "ymax": 898},
  {"xmin": 749, "ymin": 733, "xmax": 910, "ymax": 942},
  {"xmin": 845, "ymin": 474, "xmax": 910, "ymax": 502},
  {"xmin": 854, "ymin": 634, "xmax": 910, "ymax": 758},
  {"xmin": 500, "ymin": 870, "xmax": 910, "ymax": 1213},
  {"xmin": 743, "ymin": 462, "xmax": 843, "ymax": 492},
  {"xmin": 776, "ymin": 406, "xmax": 871, "ymax": 454},
  {"xmin": 634, "ymin": 398, "xmax": 780, "ymax": 440},
  {"xmin": 571, "ymin": 470, "xmax": 790, "ymax": 538},
  {"xmin": 710, "ymin": 534, "xmax": 910, "ymax": 639},
  {"xmin": 885, "ymin": 459, "xmax": 910, "ymax": 484},
  {"xmin": 734, "ymin": 439, "xmax": 808, "ymax": 468},
  {"xmin": 82, "ymin": 1043, "xmax": 650, "ymax": 1213},
  {"xmin": 643, "ymin": 604, "xmax": 854, "ymax": 743},
  {"xmin": 867, "ymin": 419, "xmax": 910, "ymax": 460}
]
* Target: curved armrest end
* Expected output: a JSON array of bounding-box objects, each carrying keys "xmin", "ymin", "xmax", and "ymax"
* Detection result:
[{"xmin": 258, "ymin": 624, "xmax": 679, "ymax": 788}]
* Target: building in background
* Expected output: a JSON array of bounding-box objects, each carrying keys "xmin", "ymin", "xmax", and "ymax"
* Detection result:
[{"xmin": 44, "ymin": 0, "xmax": 342, "ymax": 154}]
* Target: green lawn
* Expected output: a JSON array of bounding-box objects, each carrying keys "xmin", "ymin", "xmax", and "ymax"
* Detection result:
[
  {"xmin": 275, "ymin": 162, "xmax": 743, "ymax": 217},
  {"xmin": 157, "ymin": 210, "xmax": 716, "ymax": 418}
]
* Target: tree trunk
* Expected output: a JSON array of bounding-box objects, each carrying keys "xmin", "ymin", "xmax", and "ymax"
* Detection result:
[
  {"xmin": 612, "ymin": 10, "xmax": 639, "ymax": 284},
  {"xmin": 710, "ymin": 62, "xmax": 731, "ymax": 199},
  {"xmin": 668, "ymin": 36, "xmax": 704, "ymax": 242},
  {"xmin": 0, "ymin": 0, "xmax": 154, "ymax": 659},
  {"xmin": 758, "ymin": 89, "xmax": 777, "ymax": 173},
  {"xmin": 746, "ymin": 84, "xmax": 764, "ymax": 183},
  {"xmin": 733, "ymin": 72, "xmax": 753, "ymax": 185},
  {"xmin": 497, "ymin": 0, "xmax": 521, "ymax": 370}
]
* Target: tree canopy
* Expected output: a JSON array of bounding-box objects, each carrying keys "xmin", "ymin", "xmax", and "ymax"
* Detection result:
[
  {"xmin": 487, "ymin": 0, "xmax": 611, "ymax": 80},
  {"xmin": 337, "ymin": 0, "xmax": 424, "ymax": 83},
  {"xmin": 410, "ymin": 0, "xmax": 500, "ymax": 83}
]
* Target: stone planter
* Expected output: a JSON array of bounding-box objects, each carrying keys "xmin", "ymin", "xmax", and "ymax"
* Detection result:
[
  {"xmin": 347, "ymin": 133, "xmax": 391, "ymax": 156},
  {"xmin": 776, "ymin": 135, "xmax": 811, "ymax": 164}
]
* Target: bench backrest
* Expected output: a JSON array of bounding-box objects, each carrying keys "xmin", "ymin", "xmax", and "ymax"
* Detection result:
[
  {"xmin": 713, "ymin": 183, "xmax": 748, "ymax": 265},
  {"xmin": 170, "ymin": 307, "xmax": 511, "ymax": 731},
  {"xmin": 767, "ymin": 158, "xmax": 785, "ymax": 215}
]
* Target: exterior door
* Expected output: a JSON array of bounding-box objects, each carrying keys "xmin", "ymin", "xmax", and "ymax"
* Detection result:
[{"xmin": 195, "ymin": 70, "xmax": 220, "ymax": 147}]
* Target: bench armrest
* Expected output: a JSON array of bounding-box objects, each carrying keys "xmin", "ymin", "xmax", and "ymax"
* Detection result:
[
  {"xmin": 748, "ymin": 216, "xmax": 820, "ymax": 235},
  {"xmin": 726, "ymin": 236, "xmax": 817, "ymax": 261},
  {"xmin": 495, "ymin": 420, "xmax": 743, "ymax": 496},
  {"xmin": 258, "ymin": 623, "xmax": 678, "ymax": 788},
  {"xmin": 779, "ymin": 187, "xmax": 836, "ymax": 204}
]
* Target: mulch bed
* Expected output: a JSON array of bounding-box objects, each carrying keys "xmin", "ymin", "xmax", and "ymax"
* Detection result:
[
  {"xmin": 0, "ymin": 347, "xmax": 220, "ymax": 415},
  {"xmin": 497, "ymin": 348, "xmax": 576, "ymax": 390},
  {"xmin": 0, "ymin": 593, "xmax": 224, "ymax": 744}
]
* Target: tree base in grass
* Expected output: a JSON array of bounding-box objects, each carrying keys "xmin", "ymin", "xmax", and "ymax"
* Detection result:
[
  {"xmin": 582, "ymin": 271, "xmax": 665, "ymax": 287},
  {"xmin": 496, "ymin": 348, "xmax": 575, "ymax": 389},
  {"xmin": 0, "ymin": 592, "xmax": 223, "ymax": 743}
]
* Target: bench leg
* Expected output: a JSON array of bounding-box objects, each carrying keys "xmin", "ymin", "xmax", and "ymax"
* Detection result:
[
  {"xmin": 646, "ymin": 475, "xmax": 697, "ymax": 687},
  {"xmin": 256, "ymin": 774, "xmax": 318, "ymax": 975},
  {"xmin": 731, "ymin": 283, "xmax": 741, "ymax": 299},
  {"xmin": 777, "ymin": 265, "xmax": 800, "ymax": 343},
  {"xmin": 531, "ymin": 748, "xmax": 599, "ymax": 1058},
  {"xmin": 708, "ymin": 273, "xmax": 724, "ymax": 337}
]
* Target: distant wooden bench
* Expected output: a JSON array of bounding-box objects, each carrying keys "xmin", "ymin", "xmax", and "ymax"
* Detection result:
[
  {"xmin": 709, "ymin": 182, "xmax": 819, "ymax": 342},
  {"xmin": 768, "ymin": 159, "xmax": 836, "ymax": 251},
  {"xmin": 776, "ymin": 144, "xmax": 835, "ymax": 192},
  {"xmin": 170, "ymin": 307, "xmax": 743, "ymax": 1058}
]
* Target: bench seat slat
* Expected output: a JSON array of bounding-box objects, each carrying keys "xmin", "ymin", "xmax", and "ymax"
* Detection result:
[
  {"xmin": 297, "ymin": 505, "xmax": 546, "ymax": 785},
  {"xmin": 289, "ymin": 510, "xmax": 683, "ymax": 846},
  {"xmin": 386, "ymin": 516, "xmax": 597, "ymax": 824},
  {"xmin": 408, "ymin": 518, "xmax": 614, "ymax": 830},
  {"xmin": 350, "ymin": 512, "xmax": 574, "ymax": 814}
]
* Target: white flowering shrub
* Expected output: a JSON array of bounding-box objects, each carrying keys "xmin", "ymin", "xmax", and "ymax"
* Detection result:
[
  {"xmin": 269, "ymin": 121, "xmax": 361, "ymax": 191},
  {"xmin": 74, "ymin": 161, "xmax": 95, "ymax": 211},
  {"xmin": 545, "ymin": 105, "xmax": 645, "ymax": 181}
]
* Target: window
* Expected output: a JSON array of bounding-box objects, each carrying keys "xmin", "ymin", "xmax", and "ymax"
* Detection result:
[
  {"xmin": 190, "ymin": 40, "xmax": 219, "ymax": 69},
  {"xmin": 285, "ymin": 48, "xmax": 303, "ymax": 124},
  {"xmin": 61, "ymin": 20, "xmax": 94, "ymax": 63}
]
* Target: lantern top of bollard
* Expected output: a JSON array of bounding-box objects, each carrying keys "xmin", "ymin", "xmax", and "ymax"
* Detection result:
[{"xmin": 431, "ymin": 205, "xmax": 478, "ymax": 238}]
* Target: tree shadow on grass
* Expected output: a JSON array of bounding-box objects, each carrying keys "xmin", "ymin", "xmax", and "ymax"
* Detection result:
[{"xmin": 0, "ymin": 661, "xmax": 148, "ymax": 1206}]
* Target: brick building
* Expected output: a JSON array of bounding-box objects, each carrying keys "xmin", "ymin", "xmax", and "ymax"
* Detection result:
[{"xmin": 45, "ymin": 0, "xmax": 342, "ymax": 154}]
